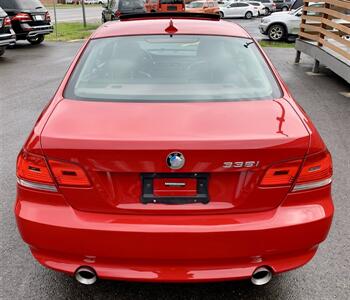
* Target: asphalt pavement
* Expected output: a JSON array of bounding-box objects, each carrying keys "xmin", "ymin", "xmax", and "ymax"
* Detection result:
[{"xmin": 0, "ymin": 42, "xmax": 349, "ymax": 299}]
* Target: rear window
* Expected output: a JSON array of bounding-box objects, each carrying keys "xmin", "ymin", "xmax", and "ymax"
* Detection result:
[
  {"xmin": 118, "ymin": 0, "xmax": 145, "ymax": 10},
  {"xmin": 160, "ymin": 0, "xmax": 184, "ymax": 4},
  {"xmin": 0, "ymin": 0, "xmax": 44, "ymax": 9},
  {"xmin": 65, "ymin": 35, "xmax": 281, "ymax": 102}
]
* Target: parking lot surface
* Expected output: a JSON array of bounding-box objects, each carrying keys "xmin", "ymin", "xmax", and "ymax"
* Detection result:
[{"xmin": 0, "ymin": 42, "xmax": 349, "ymax": 299}]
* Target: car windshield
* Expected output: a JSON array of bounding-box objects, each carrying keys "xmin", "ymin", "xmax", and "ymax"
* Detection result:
[
  {"xmin": 65, "ymin": 35, "xmax": 281, "ymax": 102},
  {"xmin": 188, "ymin": 2, "xmax": 204, "ymax": 8},
  {"xmin": 0, "ymin": 0, "xmax": 44, "ymax": 9}
]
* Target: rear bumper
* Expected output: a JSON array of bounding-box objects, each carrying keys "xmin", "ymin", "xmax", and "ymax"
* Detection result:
[
  {"xmin": 0, "ymin": 31, "xmax": 16, "ymax": 47},
  {"xmin": 15, "ymin": 185, "xmax": 333, "ymax": 282},
  {"xmin": 17, "ymin": 24, "xmax": 53, "ymax": 39}
]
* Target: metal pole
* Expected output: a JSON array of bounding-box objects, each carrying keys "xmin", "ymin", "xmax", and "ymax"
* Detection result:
[
  {"xmin": 81, "ymin": 0, "xmax": 87, "ymax": 28},
  {"xmin": 53, "ymin": 0, "xmax": 58, "ymax": 39}
]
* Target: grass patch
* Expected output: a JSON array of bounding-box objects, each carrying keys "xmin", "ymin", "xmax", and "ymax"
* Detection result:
[
  {"xmin": 46, "ymin": 22, "xmax": 100, "ymax": 41},
  {"xmin": 259, "ymin": 40, "xmax": 295, "ymax": 48}
]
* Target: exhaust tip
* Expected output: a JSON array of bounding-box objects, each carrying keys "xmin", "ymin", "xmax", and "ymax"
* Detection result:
[
  {"xmin": 75, "ymin": 266, "xmax": 97, "ymax": 285},
  {"xmin": 251, "ymin": 266, "xmax": 272, "ymax": 286}
]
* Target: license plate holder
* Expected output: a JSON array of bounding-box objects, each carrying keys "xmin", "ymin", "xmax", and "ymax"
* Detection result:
[{"xmin": 141, "ymin": 173, "xmax": 209, "ymax": 205}]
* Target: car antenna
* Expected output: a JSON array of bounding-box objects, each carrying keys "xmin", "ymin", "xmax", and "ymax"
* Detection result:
[
  {"xmin": 244, "ymin": 41, "xmax": 254, "ymax": 48},
  {"xmin": 165, "ymin": 19, "xmax": 178, "ymax": 37}
]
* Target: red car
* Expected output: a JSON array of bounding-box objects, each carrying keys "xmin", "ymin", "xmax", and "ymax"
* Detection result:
[{"xmin": 15, "ymin": 13, "xmax": 333, "ymax": 286}]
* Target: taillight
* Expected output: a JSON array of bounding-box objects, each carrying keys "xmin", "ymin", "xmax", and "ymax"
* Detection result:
[
  {"xmin": 260, "ymin": 150, "xmax": 332, "ymax": 192},
  {"xmin": 293, "ymin": 151, "xmax": 332, "ymax": 192},
  {"xmin": 48, "ymin": 160, "xmax": 90, "ymax": 187},
  {"xmin": 3, "ymin": 16, "xmax": 11, "ymax": 27},
  {"xmin": 12, "ymin": 13, "xmax": 32, "ymax": 22},
  {"xmin": 115, "ymin": 10, "xmax": 121, "ymax": 17},
  {"xmin": 260, "ymin": 160, "xmax": 301, "ymax": 186},
  {"xmin": 17, "ymin": 151, "xmax": 54, "ymax": 184},
  {"xmin": 17, "ymin": 150, "xmax": 91, "ymax": 192},
  {"xmin": 45, "ymin": 12, "xmax": 51, "ymax": 21}
]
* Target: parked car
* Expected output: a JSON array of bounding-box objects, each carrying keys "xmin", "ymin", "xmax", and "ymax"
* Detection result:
[
  {"xmin": 158, "ymin": 0, "xmax": 186, "ymax": 12},
  {"xmin": 145, "ymin": 0, "xmax": 159, "ymax": 12},
  {"xmin": 272, "ymin": 0, "xmax": 292, "ymax": 11},
  {"xmin": 102, "ymin": 0, "xmax": 146, "ymax": 22},
  {"xmin": 253, "ymin": 0, "xmax": 276, "ymax": 15},
  {"xmin": 0, "ymin": 6, "xmax": 16, "ymax": 56},
  {"xmin": 186, "ymin": 0, "xmax": 219, "ymax": 14},
  {"xmin": 14, "ymin": 12, "xmax": 334, "ymax": 286},
  {"xmin": 220, "ymin": 2, "xmax": 258, "ymax": 19},
  {"xmin": 247, "ymin": 1, "xmax": 268, "ymax": 16},
  {"xmin": 259, "ymin": 3, "xmax": 322, "ymax": 41},
  {"xmin": 0, "ymin": 0, "xmax": 53, "ymax": 45}
]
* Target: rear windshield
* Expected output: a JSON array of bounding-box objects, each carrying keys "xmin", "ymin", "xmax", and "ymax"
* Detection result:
[
  {"xmin": 0, "ymin": 0, "xmax": 44, "ymax": 9},
  {"xmin": 160, "ymin": 0, "xmax": 184, "ymax": 4},
  {"xmin": 118, "ymin": 0, "xmax": 145, "ymax": 10},
  {"xmin": 65, "ymin": 35, "xmax": 281, "ymax": 102}
]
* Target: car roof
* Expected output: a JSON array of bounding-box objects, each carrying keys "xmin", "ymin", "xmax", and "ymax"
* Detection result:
[{"xmin": 92, "ymin": 17, "xmax": 251, "ymax": 39}]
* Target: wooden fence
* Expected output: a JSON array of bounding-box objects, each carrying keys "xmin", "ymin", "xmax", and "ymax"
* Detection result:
[{"xmin": 298, "ymin": 0, "xmax": 350, "ymax": 61}]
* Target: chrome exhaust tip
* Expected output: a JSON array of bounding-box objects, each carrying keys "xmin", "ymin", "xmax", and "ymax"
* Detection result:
[
  {"xmin": 75, "ymin": 266, "xmax": 97, "ymax": 285},
  {"xmin": 251, "ymin": 266, "xmax": 272, "ymax": 286}
]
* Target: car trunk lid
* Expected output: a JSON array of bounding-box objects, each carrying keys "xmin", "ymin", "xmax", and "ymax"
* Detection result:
[{"xmin": 40, "ymin": 98, "xmax": 310, "ymax": 214}]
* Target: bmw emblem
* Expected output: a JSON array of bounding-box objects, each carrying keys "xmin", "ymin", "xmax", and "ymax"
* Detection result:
[{"xmin": 166, "ymin": 152, "xmax": 185, "ymax": 170}]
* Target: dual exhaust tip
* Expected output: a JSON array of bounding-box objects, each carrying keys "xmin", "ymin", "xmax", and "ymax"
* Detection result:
[
  {"xmin": 74, "ymin": 265, "xmax": 272, "ymax": 286},
  {"xmin": 75, "ymin": 266, "xmax": 97, "ymax": 285}
]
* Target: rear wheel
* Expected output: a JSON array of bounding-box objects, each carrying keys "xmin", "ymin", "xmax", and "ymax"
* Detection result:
[
  {"xmin": 268, "ymin": 24, "xmax": 285, "ymax": 41},
  {"xmin": 264, "ymin": 7, "xmax": 270, "ymax": 15},
  {"xmin": 27, "ymin": 35, "xmax": 45, "ymax": 45},
  {"xmin": 245, "ymin": 11, "xmax": 253, "ymax": 19},
  {"xmin": 219, "ymin": 11, "xmax": 224, "ymax": 18},
  {"xmin": 0, "ymin": 46, "xmax": 5, "ymax": 57}
]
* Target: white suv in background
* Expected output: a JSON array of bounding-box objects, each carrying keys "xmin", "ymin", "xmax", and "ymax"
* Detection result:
[{"xmin": 219, "ymin": 1, "xmax": 259, "ymax": 19}]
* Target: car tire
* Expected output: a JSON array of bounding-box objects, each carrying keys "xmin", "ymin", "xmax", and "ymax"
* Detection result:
[
  {"xmin": 219, "ymin": 11, "xmax": 224, "ymax": 18},
  {"xmin": 245, "ymin": 11, "xmax": 253, "ymax": 19},
  {"xmin": 0, "ymin": 46, "xmax": 5, "ymax": 57},
  {"xmin": 264, "ymin": 7, "xmax": 270, "ymax": 15},
  {"xmin": 27, "ymin": 35, "xmax": 45, "ymax": 45},
  {"xmin": 268, "ymin": 24, "xmax": 286, "ymax": 41},
  {"xmin": 282, "ymin": 6, "xmax": 289, "ymax": 11}
]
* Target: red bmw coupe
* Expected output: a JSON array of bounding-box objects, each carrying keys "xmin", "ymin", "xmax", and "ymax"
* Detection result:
[{"xmin": 15, "ymin": 13, "xmax": 334, "ymax": 285}]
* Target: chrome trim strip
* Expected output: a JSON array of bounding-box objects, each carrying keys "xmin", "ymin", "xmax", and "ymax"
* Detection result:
[
  {"xmin": 17, "ymin": 178, "xmax": 57, "ymax": 192},
  {"xmin": 292, "ymin": 177, "xmax": 332, "ymax": 192},
  {"xmin": 164, "ymin": 182, "xmax": 186, "ymax": 187}
]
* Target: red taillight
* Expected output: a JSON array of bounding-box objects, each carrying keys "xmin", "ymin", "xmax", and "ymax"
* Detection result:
[
  {"xmin": 45, "ymin": 12, "xmax": 51, "ymax": 21},
  {"xmin": 115, "ymin": 10, "xmax": 121, "ymax": 17},
  {"xmin": 3, "ymin": 16, "xmax": 11, "ymax": 27},
  {"xmin": 17, "ymin": 151, "xmax": 54, "ymax": 184},
  {"xmin": 12, "ymin": 13, "xmax": 32, "ymax": 22},
  {"xmin": 17, "ymin": 150, "xmax": 91, "ymax": 191},
  {"xmin": 260, "ymin": 150, "xmax": 332, "ymax": 191},
  {"xmin": 260, "ymin": 160, "xmax": 302, "ymax": 186},
  {"xmin": 48, "ymin": 160, "xmax": 90, "ymax": 187},
  {"xmin": 296, "ymin": 151, "xmax": 332, "ymax": 183}
]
